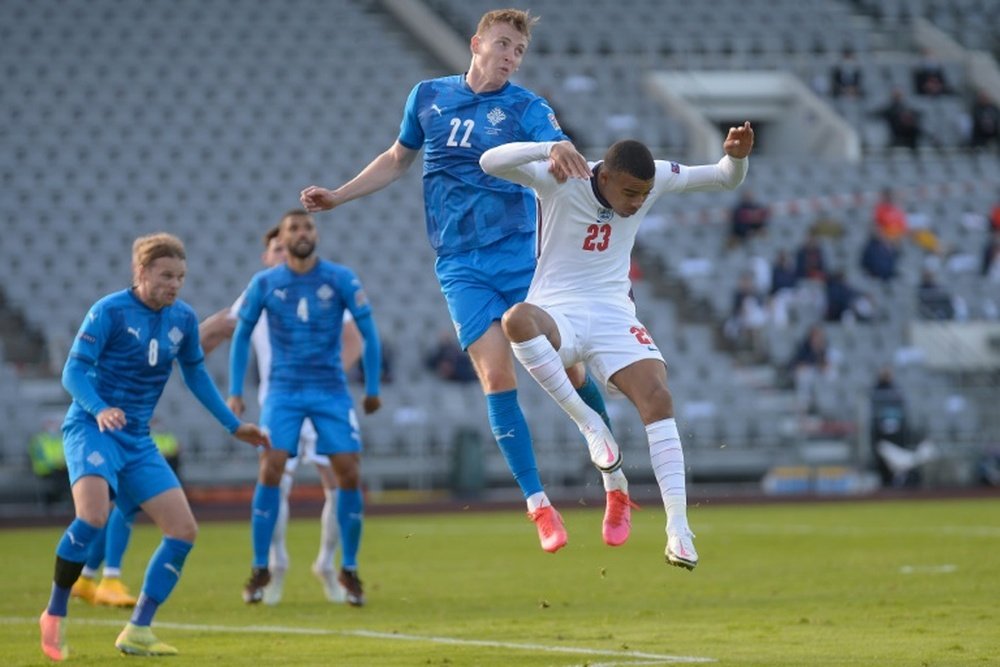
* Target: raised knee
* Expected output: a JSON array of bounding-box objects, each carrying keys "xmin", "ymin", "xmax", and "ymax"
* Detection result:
[{"xmin": 501, "ymin": 303, "xmax": 533, "ymax": 341}]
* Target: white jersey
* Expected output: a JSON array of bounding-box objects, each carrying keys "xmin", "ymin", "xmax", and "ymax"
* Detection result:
[{"xmin": 480, "ymin": 142, "xmax": 748, "ymax": 307}]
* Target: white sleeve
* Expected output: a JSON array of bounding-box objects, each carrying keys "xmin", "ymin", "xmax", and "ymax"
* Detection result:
[
  {"xmin": 228, "ymin": 291, "xmax": 247, "ymax": 320},
  {"xmin": 676, "ymin": 155, "xmax": 748, "ymax": 193},
  {"xmin": 479, "ymin": 141, "xmax": 557, "ymax": 190}
]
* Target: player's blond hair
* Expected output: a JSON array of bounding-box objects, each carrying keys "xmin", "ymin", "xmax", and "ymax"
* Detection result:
[
  {"xmin": 476, "ymin": 8, "xmax": 539, "ymax": 41},
  {"xmin": 132, "ymin": 232, "xmax": 186, "ymax": 280}
]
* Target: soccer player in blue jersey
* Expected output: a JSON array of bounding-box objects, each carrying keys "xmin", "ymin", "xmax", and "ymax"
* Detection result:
[
  {"xmin": 228, "ymin": 210, "xmax": 382, "ymax": 607},
  {"xmin": 38, "ymin": 233, "xmax": 270, "ymax": 661},
  {"xmin": 200, "ymin": 223, "xmax": 364, "ymax": 605},
  {"xmin": 300, "ymin": 8, "xmax": 614, "ymax": 553}
]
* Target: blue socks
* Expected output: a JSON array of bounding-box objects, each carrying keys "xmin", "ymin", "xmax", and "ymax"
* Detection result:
[
  {"xmin": 49, "ymin": 518, "xmax": 102, "ymax": 616},
  {"xmin": 576, "ymin": 374, "xmax": 613, "ymax": 431},
  {"xmin": 105, "ymin": 506, "xmax": 134, "ymax": 571},
  {"xmin": 84, "ymin": 524, "xmax": 108, "ymax": 571},
  {"xmin": 337, "ymin": 488, "xmax": 363, "ymax": 570},
  {"xmin": 251, "ymin": 483, "xmax": 281, "ymax": 569},
  {"xmin": 486, "ymin": 389, "xmax": 543, "ymax": 498},
  {"xmin": 132, "ymin": 537, "xmax": 193, "ymax": 626},
  {"xmin": 56, "ymin": 517, "xmax": 102, "ymax": 564}
]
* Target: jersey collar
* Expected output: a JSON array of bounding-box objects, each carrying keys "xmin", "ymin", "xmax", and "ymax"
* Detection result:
[{"xmin": 590, "ymin": 162, "xmax": 613, "ymax": 209}]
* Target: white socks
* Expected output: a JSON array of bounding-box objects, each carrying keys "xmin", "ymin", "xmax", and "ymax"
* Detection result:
[
  {"xmin": 269, "ymin": 473, "xmax": 293, "ymax": 571},
  {"xmin": 316, "ymin": 488, "xmax": 340, "ymax": 571},
  {"xmin": 269, "ymin": 472, "xmax": 341, "ymax": 573},
  {"xmin": 602, "ymin": 469, "xmax": 628, "ymax": 493},
  {"xmin": 647, "ymin": 418, "xmax": 689, "ymax": 534},
  {"xmin": 526, "ymin": 491, "xmax": 551, "ymax": 512},
  {"xmin": 511, "ymin": 335, "xmax": 605, "ymax": 431}
]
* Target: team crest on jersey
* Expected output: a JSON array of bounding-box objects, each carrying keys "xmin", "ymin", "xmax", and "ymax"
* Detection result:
[
  {"xmin": 597, "ymin": 208, "xmax": 614, "ymax": 222},
  {"xmin": 487, "ymin": 107, "xmax": 507, "ymax": 126},
  {"xmin": 547, "ymin": 112, "xmax": 561, "ymax": 132},
  {"xmin": 671, "ymin": 162, "xmax": 680, "ymax": 174},
  {"xmin": 317, "ymin": 284, "xmax": 334, "ymax": 301},
  {"xmin": 485, "ymin": 107, "xmax": 506, "ymax": 136},
  {"xmin": 167, "ymin": 326, "xmax": 184, "ymax": 354}
]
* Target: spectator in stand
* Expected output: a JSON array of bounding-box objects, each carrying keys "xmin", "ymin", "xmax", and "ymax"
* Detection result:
[
  {"xmin": 788, "ymin": 324, "xmax": 838, "ymax": 414},
  {"xmin": 879, "ymin": 88, "xmax": 922, "ymax": 150},
  {"xmin": 768, "ymin": 249, "xmax": 798, "ymax": 328},
  {"xmin": 916, "ymin": 268, "xmax": 958, "ymax": 320},
  {"xmin": 873, "ymin": 188, "xmax": 908, "ymax": 243},
  {"xmin": 425, "ymin": 329, "xmax": 477, "ymax": 383},
  {"xmin": 824, "ymin": 270, "xmax": 874, "ymax": 323},
  {"xmin": 869, "ymin": 366, "xmax": 909, "ymax": 486},
  {"xmin": 969, "ymin": 91, "xmax": 999, "ymax": 151},
  {"xmin": 861, "ymin": 226, "xmax": 901, "ymax": 282},
  {"xmin": 723, "ymin": 270, "xmax": 768, "ymax": 355},
  {"xmin": 728, "ymin": 189, "xmax": 770, "ymax": 247},
  {"xmin": 830, "ymin": 48, "xmax": 864, "ymax": 98},
  {"xmin": 913, "ymin": 48, "xmax": 952, "ymax": 96},
  {"xmin": 794, "ymin": 229, "xmax": 828, "ymax": 282}
]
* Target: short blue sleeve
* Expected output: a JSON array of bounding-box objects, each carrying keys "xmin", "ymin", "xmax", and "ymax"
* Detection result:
[{"xmin": 398, "ymin": 82, "xmax": 425, "ymax": 150}]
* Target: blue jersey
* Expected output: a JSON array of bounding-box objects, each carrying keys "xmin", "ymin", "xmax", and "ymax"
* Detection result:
[
  {"xmin": 398, "ymin": 75, "xmax": 568, "ymax": 256},
  {"xmin": 237, "ymin": 260, "xmax": 371, "ymax": 394},
  {"xmin": 64, "ymin": 289, "xmax": 203, "ymax": 435}
]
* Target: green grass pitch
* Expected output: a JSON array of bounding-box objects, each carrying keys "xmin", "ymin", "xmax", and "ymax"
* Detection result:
[{"xmin": 2, "ymin": 497, "xmax": 998, "ymax": 665}]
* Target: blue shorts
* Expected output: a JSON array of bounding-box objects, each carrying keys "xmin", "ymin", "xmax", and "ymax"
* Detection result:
[
  {"xmin": 262, "ymin": 390, "xmax": 360, "ymax": 457},
  {"xmin": 62, "ymin": 418, "xmax": 180, "ymax": 518},
  {"xmin": 435, "ymin": 231, "xmax": 536, "ymax": 349}
]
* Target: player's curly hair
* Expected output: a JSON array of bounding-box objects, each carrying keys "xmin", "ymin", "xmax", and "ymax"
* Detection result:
[
  {"xmin": 476, "ymin": 8, "xmax": 539, "ymax": 41},
  {"xmin": 132, "ymin": 232, "xmax": 186, "ymax": 278},
  {"xmin": 604, "ymin": 140, "xmax": 655, "ymax": 181}
]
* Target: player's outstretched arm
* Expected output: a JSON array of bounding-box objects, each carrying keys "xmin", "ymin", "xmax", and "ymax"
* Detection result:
[
  {"xmin": 301, "ymin": 141, "xmax": 419, "ymax": 212},
  {"xmin": 198, "ymin": 308, "xmax": 235, "ymax": 356}
]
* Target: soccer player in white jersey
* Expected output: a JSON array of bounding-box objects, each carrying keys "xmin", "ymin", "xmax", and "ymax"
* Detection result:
[
  {"xmin": 199, "ymin": 224, "xmax": 362, "ymax": 604},
  {"xmin": 481, "ymin": 122, "xmax": 755, "ymax": 569}
]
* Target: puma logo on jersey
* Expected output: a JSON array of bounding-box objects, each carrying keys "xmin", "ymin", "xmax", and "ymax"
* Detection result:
[
  {"xmin": 431, "ymin": 104, "xmax": 443, "ymax": 116},
  {"xmin": 273, "ymin": 289, "xmax": 287, "ymax": 300},
  {"xmin": 127, "ymin": 326, "xmax": 141, "ymax": 340}
]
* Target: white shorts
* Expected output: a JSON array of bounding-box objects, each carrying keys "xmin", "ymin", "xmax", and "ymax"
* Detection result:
[
  {"xmin": 282, "ymin": 418, "xmax": 326, "ymax": 473},
  {"xmin": 537, "ymin": 300, "xmax": 666, "ymax": 392}
]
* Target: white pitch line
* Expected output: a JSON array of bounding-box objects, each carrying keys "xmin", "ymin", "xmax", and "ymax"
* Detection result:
[
  {"xmin": 899, "ymin": 564, "xmax": 958, "ymax": 575},
  {"xmin": 1, "ymin": 616, "xmax": 715, "ymax": 664},
  {"xmin": 703, "ymin": 523, "xmax": 1000, "ymax": 538}
]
